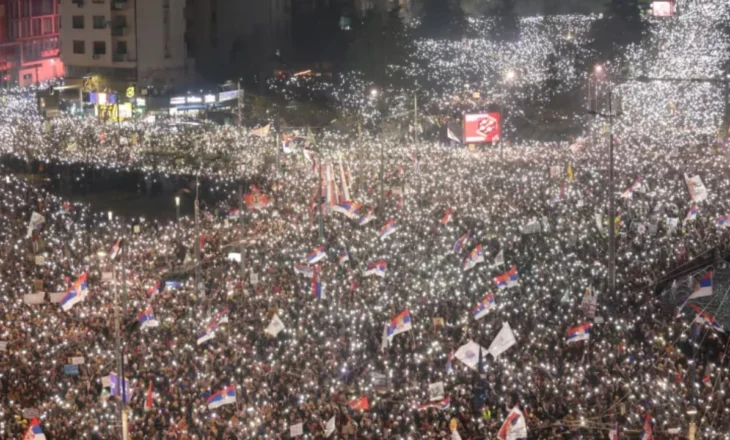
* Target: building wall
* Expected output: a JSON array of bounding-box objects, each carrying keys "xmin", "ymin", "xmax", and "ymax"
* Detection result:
[
  {"xmin": 60, "ymin": 0, "xmax": 137, "ymax": 80},
  {"xmin": 0, "ymin": 0, "xmax": 63, "ymax": 84}
]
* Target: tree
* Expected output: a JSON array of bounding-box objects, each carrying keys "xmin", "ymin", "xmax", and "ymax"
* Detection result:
[{"xmin": 418, "ymin": 0, "xmax": 467, "ymax": 40}]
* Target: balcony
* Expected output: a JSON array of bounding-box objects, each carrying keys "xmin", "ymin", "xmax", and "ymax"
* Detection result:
[
  {"xmin": 112, "ymin": 26, "xmax": 128, "ymax": 37},
  {"xmin": 111, "ymin": 0, "xmax": 128, "ymax": 11}
]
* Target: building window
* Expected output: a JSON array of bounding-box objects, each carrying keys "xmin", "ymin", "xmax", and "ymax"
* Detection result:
[
  {"xmin": 43, "ymin": 18, "xmax": 52, "ymax": 34},
  {"xmin": 93, "ymin": 16, "xmax": 106, "ymax": 29},
  {"xmin": 72, "ymin": 15, "xmax": 84, "ymax": 29},
  {"xmin": 93, "ymin": 41, "xmax": 106, "ymax": 55},
  {"xmin": 73, "ymin": 40, "xmax": 85, "ymax": 54},
  {"xmin": 33, "ymin": 18, "xmax": 41, "ymax": 36},
  {"xmin": 92, "ymin": 0, "xmax": 105, "ymax": 3},
  {"xmin": 116, "ymin": 41, "xmax": 127, "ymax": 54}
]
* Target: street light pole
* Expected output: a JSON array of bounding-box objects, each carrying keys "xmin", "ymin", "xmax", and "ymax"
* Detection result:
[
  {"xmin": 238, "ymin": 182, "xmax": 246, "ymax": 281},
  {"xmin": 414, "ymin": 93, "xmax": 418, "ymax": 144},
  {"xmin": 607, "ymin": 88, "xmax": 616, "ymax": 296},
  {"xmin": 237, "ymin": 79, "xmax": 243, "ymax": 126},
  {"xmin": 175, "ymin": 196, "xmax": 180, "ymax": 223}
]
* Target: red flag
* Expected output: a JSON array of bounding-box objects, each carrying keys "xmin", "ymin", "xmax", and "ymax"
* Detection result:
[
  {"xmin": 144, "ymin": 381, "xmax": 153, "ymax": 411},
  {"xmin": 199, "ymin": 233, "xmax": 205, "ymax": 251},
  {"xmin": 348, "ymin": 396, "xmax": 370, "ymax": 411}
]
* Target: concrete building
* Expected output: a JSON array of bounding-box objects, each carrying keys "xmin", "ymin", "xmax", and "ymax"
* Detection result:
[
  {"xmin": 60, "ymin": 0, "xmax": 194, "ymax": 91},
  {"xmin": 187, "ymin": 0, "xmax": 291, "ymax": 83},
  {"xmin": 0, "ymin": 0, "xmax": 64, "ymax": 87}
]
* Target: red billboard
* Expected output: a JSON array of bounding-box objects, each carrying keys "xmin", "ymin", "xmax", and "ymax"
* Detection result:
[
  {"xmin": 464, "ymin": 113, "xmax": 501, "ymax": 143},
  {"xmin": 651, "ymin": 1, "xmax": 674, "ymax": 17}
]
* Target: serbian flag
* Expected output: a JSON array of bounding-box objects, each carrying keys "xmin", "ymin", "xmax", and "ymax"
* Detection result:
[
  {"xmin": 608, "ymin": 424, "xmax": 618, "ymax": 440},
  {"xmin": 333, "ymin": 201, "xmax": 362, "ymax": 220},
  {"xmin": 445, "ymin": 350, "xmax": 454, "ymax": 374},
  {"xmin": 137, "ymin": 306, "xmax": 159, "ymax": 330},
  {"xmin": 109, "ymin": 238, "xmax": 122, "ymax": 261},
  {"xmin": 197, "ymin": 319, "xmax": 218, "ymax": 345},
  {"xmin": 566, "ymin": 323, "xmax": 591, "ymax": 343},
  {"xmin": 453, "ymin": 231, "xmax": 470, "ymax": 254},
  {"xmin": 312, "ymin": 275, "xmax": 325, "ymax": 299},
  {"xmin": 472, "ymin": 293, "xmax": 495, "ymax": 320},
  {"xmin": 386, "ymin": 309, "xmax": 412, "ymax": 340},
  {"xmin": 23, "ymin": 418, "xmax": 46, "ymax": 440},
  {"xmin": 294, "ymin": 263, "xmax": 316, "ymax": 279},
  {"xmin": 146, "ymin": 280, "xmax": 163, "ymax": 297},
  {"xmin": 60, "ymin": 273, "xmax": 89, "ymax": 311},
  {"xmin": 689, "ymin": 270, "xmax": 713, "ymax": 300},
  {"xmin": 358, "ymin": 209, "xmax": 376, "ymax": 226},
  {"xmin": 379, "ymin": 219, "xmax": 397, "ymax": 240},
  {"xmin": 207, "ymin": 385, "xmax": 236, "ymax": 409},
  {"xmin": 498, "ymin": 406, "xmax": 527, "ymax": 440},
  {"xmin": 717, "ymin": 214, "xmax": 730, "ymax": 228},
  {"xmin": 306, "ymin": 245, "xmax": 327, "ymax": 264},
  {"xmin": 144, "ymin": 381, "xmax": 153, "ymax": 411},
  {"xmin": 441, "ymin": 208, "xmax": 453, "ymax": 225},
  {"xmin": 363, "ymin": 261, "xmax": 387, "ymax": 278},
  {"xmin": 685, "ymin": 205, "xmax": 698, "ymax": 223},
  {"xmin": 690, "ymin": 304, "xmax": 725, "ymax": 333},
  {"xmin": 493, "ymin": 265, "xmax": 519, "ymax": 289},
  {"xmin": 463, "ymin": 245, "xmax": 484, "ymax": 271},
  {"xmin": 641, "ymin": 414, "xmax": 653, "ymax": 440},
  {"xmin": 418, "ymin": 396, "xmax": 451, "ymax": 410},
  {"xmin": 348, "ymin": 396, "xmax": 370, "ymax": 411}
]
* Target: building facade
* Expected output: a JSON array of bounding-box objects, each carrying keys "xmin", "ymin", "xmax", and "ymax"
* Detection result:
[
  {"xmin": 60, "ymin": 0, "xmax": 193, "ymax": 92},
  {"xmin": 0, "ymin": 0, "xmax": 64, "ymax": 87}
]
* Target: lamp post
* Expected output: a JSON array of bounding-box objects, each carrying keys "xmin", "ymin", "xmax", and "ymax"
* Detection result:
[{"xmin": 175, "ymin": 196, "xmax": 180, "ymax": 223}]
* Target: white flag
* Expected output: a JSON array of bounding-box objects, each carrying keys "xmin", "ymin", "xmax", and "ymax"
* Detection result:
[
  {"xmin": 289, "ymin": 422, "xmax": 303, "ymax": 437},
  {"xmin": 265, "ymin": 314, "xmax": 285, "ymax": 336},
  {"xmin": 493, "ymin": 249, "xmax": 504, "ymax": 267},
  {"xmin": 26, "ymin": 211, "xmax": 45, "ymax": 238},
  {"xmin": 0, "ymin": 341, "xmax": 7, "ymax": 352},
  {"xmin": 324, "ymin": 416, "xmax": 336, "ymax": 437},
  {"xmin": 428, "ymin": 381, "xmax": 445, "ymax": 401},
  {"xmin": 381, "ymin": 323, "xmax": 390, "ymax": 349},
  {"xmin": 447, "ymin": 127, "xmax": 461, "ymax": 143},
  {"xmin": 488, "ymin": 322, "xmax": 517, "ymax": 358},
  {"xmin": 454, "ymin": 340, "xmax": 487, "ymax": 371}
]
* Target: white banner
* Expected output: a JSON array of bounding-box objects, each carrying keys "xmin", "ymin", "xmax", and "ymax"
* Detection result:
[
  {"xmin": 0, "ymin": 341, "xmax": 7, "ymax": 351},
  {"xmin": 49, "ymin": 292, "xmax": 66, "ymax": 303},
  {"xmin": 23, "ymin": 292, "xmax": 45, "ymax": 305},
  {"xmin": 70, "ymin": 356, "xmax": 85, "ymax": 365},
  {"xmin": 428, "ymin": 381, "xmax": 445, "ymax": 401},
  {"xmin": 684, "ymin": 174, "xmax": 708, "ymax": 202},
  {"xmin": 265, "ymin": 314, "xmax": 285, "ymax": 336},
  {"xmin": 289, "ymin": 422, "xmax": 303, "ymax": 437}
]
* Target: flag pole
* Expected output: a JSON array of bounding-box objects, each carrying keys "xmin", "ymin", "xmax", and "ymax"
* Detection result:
[{"xmin": 112, "ymin": 255, "xmax": 125, "ymax": 439}]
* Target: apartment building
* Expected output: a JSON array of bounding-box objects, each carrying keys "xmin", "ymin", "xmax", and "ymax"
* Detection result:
[
  {"xmin": 60, "ymin": 0, "xmax": 193, "ymax": 91},
  {"xmin": 0, "ymin": 0, "xmax": 64, "ymax": 87}
]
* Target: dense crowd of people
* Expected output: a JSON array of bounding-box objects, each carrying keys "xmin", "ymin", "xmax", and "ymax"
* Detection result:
[{"xmin": 1, "ymin": 128, "xmax": 730, "ymax": 439}]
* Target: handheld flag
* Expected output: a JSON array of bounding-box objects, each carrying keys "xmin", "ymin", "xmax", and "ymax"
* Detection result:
[
  {"xmin": 363, "ymin": 261, "xmax": 387, "ymax": 278},
  {"xmin": 144, "ymin": 381, "xmax": 153, "ymax": 411},
  {"xmin": 23, "ymin": 418, "xmax": 46, "ymax": 440},
  {"xmin": 418, "ymin": 396, "xmax": 451, "ymax": 411},
  {"xmin": 137, "ymin": 306, "xmax": 159, "ymax": 330},
  {"xmin": 566, "ymin": 323, "xmax": 591, "ymax": 343},
  {"xmin": 463, "ymin": 245, "xmax": 484, "ymax": 271},
  {"xmin": 441, "ymin": 208, "xmax": 453, "ymax": 225},
  {"xmin": 386, "ymin": 309, "xmax": 412, "ymax": 340},
  {"xmin": 690, "ymin": 304, "xmax": 725, "ymax": 333},
  {"xmin": 207, "ymin": 385, "xmax": 236, "ymax": 409},
  {"xmin": 488, "ymin": 322, "xmax": 517, "ymax": 358},
  {"xmin": 493, "ymin": 265, "xmax": 518, "ymax": 289},
  {"xmin": 718, "ymin": 214, "xmax": 730, "ymax": 229},
  {"xmin": 60, "ymin": 273, "xmax": 89, "ymax": 311},
  {"xmin": 472, "ymin": 293, "xmax": 495, "ymax": 320},
  {"xmin": 497, "ymin": 406, "xmax": 527, "ymax": 440},
  {"xmin": 453, "ymin": 231, "xmax": 470, "ymax": 254},
  {"xmin": 306, "ymin": 245, "xmax": 327, "ymax": 264},
  {"xmin": 685, "ymin": 205, "xmax": 698, "ymax": 223},
  {"xmin": 333, "ymin": 201, "xmax": 362, "ymax": 220},
  {"xmin": 109, "ymin": 238, "xmax": 122, "ymax": 261},
  {"xmin": 312, "ymin": 275, "xmax": 325, "ymax": 299},
  {"xmin": 146, "ymin": 280, "xmax": 163, "ymax": 297},
  {"xmin": 379, "ymin": 219, "xmax": 397, "ymax": 240},
  {"xmin": 358, "ymin": 209, "xmax": 376, "ymax": 226},
  {"xmin": 348, "ymin": 396, "xmax": 370, "ymax": 411}
]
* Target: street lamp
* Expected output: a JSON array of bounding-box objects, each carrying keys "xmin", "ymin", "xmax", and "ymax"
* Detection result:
[
  {"xmin": 370, "ymin": 88, "xmax": 379, "ymax": 98},
  {"xmin": 175, "ymin": 196, "xmax": 180, "ymax": 223},
  {"xmin": 506, "ymin": 70, "xmax": 516, "ymax": 81},
  {"xmin": 108, "ymin": 211, "xmax": 113, "ymax": 222},
  {"xmin": 595, "ymin": 64, "xmax": 603, "ymax": 73}
]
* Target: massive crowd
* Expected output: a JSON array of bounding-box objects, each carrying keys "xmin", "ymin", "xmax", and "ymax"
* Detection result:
[{"xmin": 2, "ymin": 0, "xmax": 730, "ymax": 439}]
